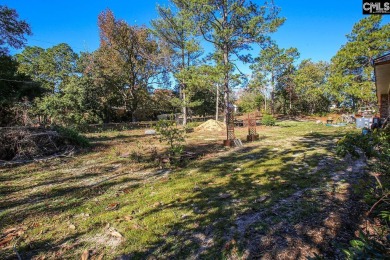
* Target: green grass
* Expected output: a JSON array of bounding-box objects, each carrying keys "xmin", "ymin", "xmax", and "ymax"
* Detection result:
[{"xmin": 0, "ymin": 121, "xmax": 358, "ymax": 259}]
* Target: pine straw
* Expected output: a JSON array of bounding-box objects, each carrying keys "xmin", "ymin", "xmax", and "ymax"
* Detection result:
[{"xmin": 195, "ymin": 120, "xmax": 226, "ymax": 132}]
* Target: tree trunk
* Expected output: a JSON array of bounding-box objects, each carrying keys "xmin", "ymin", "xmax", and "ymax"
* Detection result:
[
  {"xmin": 215, "ymin": 84, "xmax": 219, "ymax": 121},
  {"xmin": 223, "ymin": 49, "xmax": 229, "ymax": 130},
  {"xmin": 182, "ymin": 90, "xmax": 187, "ymax": 126},
  {"xmin": 181, "ymin": 46, "xmax": 187, "ymax": 126},
  {"xmin": 271, "ymin": 73, "xmax": 275, "ymax": 115}
]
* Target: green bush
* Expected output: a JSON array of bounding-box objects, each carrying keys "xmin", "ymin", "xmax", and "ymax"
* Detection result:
[
  {"xmin": 336, "ymin": 132, "xmax": 374, "ymax": 158},
  {"xmin": 261, "ymin": 114, "xmax": 276, "ymax": 126},
  {"xmin": 53, "ymin": 125, "xmax": 90, "ymax": 148}
]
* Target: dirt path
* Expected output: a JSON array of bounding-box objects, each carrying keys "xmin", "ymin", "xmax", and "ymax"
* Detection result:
[{"xmin": 231, "ymin": 155, "xmax": 367, "ymax": 259}]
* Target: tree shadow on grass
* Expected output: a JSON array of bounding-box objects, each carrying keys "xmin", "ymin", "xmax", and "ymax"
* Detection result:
[
  {"xmin": 18, "ymin": 232, "xmax": 88, "ymax": 259},
  {"xmin": 0, "ymin": 169, "xmax": 144, "ymax": 259},
  {"xmin": 122, "ymin": 132, "xmax": 366, "ymax": 259}
]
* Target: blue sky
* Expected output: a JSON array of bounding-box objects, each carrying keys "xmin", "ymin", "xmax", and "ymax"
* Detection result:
[{"xmin": 3, "ymin": 0, "xmax": 390, "ymax": 63}]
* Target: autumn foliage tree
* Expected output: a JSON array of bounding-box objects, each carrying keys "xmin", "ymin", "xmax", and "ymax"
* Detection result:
[{"xmin": 91, "ymin": 9, "xmax": 164, "ymax": 122}]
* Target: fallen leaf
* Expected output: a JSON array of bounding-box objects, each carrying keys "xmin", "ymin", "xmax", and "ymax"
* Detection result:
[
  {"xmin": 124, "ymin": 216, "xmax": 133, "ymax": 221},
  {"xmin": 0, "ymin": 235, "xmax": 14, "ymax": 247},
  {"xmin": 152, "ymin": 202, "xmax": 162, "ymax": 207},
  {"xmin": 81, "ymin": 249, "xmax": 89, "ymax": 260},
  {"xmin": 105, "ymin": 203, "xmax": 119, "ymax": 211},
  {"xmin": 119, "ymin": 153, "xmax": 130, "ymax": 158},
  {"xmin": 122, "ymin": 188, "xmax": 131, "ymax": 194},
  {"xmin": 255, "ymin": 196, "xmax": 269, "ymax": 203},
  {"xmin": 109, "ymin": 228, "xmax": 123, "ymax": 238},
  {"xmin": 132, "ymin": 224, "xmax": 142, "ymax": 230},
  {"xmin": 3, "ymin": 227, "xmax": 17, "ymax": 234}
]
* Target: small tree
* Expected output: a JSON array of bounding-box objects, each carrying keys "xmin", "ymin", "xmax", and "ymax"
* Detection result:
[{"xmin": 156, "ymin": 119, "xmax": 185, "ymax": 160}]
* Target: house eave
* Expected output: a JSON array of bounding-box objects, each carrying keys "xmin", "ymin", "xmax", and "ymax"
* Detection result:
[{"xmin": 374, "ymin": 53, "xmax": 390, "ymax": 100}]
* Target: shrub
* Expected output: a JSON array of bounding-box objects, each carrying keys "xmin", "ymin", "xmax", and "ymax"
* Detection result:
[
  {"xmin": 155, "ymin": 120, "xmax": 185, "ymax": 160},
  {"xmin": 336, "ymin": 132, "xmax": 373, "ymax": 158},
  {"xmin": 52, "ymin": 125, "xmax": 90, "ymax": 148},
  {"xmin": 261, "ymin": 114, "xmax": 276, "ymax": 126}
]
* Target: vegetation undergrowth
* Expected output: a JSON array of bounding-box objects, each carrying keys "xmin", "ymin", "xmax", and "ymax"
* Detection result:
[
  {"xmin": 337, "ymin": 127, "xmax": 390, "ymax": 258},
  {"xmin": 53, "ymin": 125, "xmax": 91, "ymax": 148}
]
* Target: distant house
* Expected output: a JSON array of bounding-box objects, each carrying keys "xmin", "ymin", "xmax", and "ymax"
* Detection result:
[{"xmin": 374, "ymin": 53, "xmax": 390, "ymax": 119}]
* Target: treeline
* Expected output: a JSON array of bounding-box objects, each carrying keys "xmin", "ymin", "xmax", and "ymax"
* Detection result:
[
  {"xmin": 0, "ymin": 2, "xmax": 389, "ymax": 127},
  {"xmin": 239, "ymin": 16, "xmax": 390, "ymax": 115}
]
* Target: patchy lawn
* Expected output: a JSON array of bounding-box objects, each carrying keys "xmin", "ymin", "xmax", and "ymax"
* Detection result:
[{"xmin": 0, "ymin": 121, "xmax": 367, "ymax": 259}]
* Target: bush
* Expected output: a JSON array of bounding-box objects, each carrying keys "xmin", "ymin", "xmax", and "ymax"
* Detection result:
[
  {"xmin": 261, "ymin": 114, "xmax": 276, "ymax": 126},
  {"xmin": 52, "ymin": 125, "xmax": 90, "ymax": 148},
  {"xmin": 336, "ymin": 132, "xmax": 373, "ymax": 158}
]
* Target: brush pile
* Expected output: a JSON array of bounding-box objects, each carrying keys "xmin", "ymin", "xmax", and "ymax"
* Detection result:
[{"xmin": 0, "ymin": 127, "xmax": 87, "ymax": 162}]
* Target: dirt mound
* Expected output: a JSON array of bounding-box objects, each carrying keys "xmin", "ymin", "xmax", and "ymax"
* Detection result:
[
  {"xmin": 195, "ymin": 120, "xmax": 225, "ymax": 132},
  {"xmin": 0, "ymin": 127, "xmax": 87, "ymax": 162}
]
